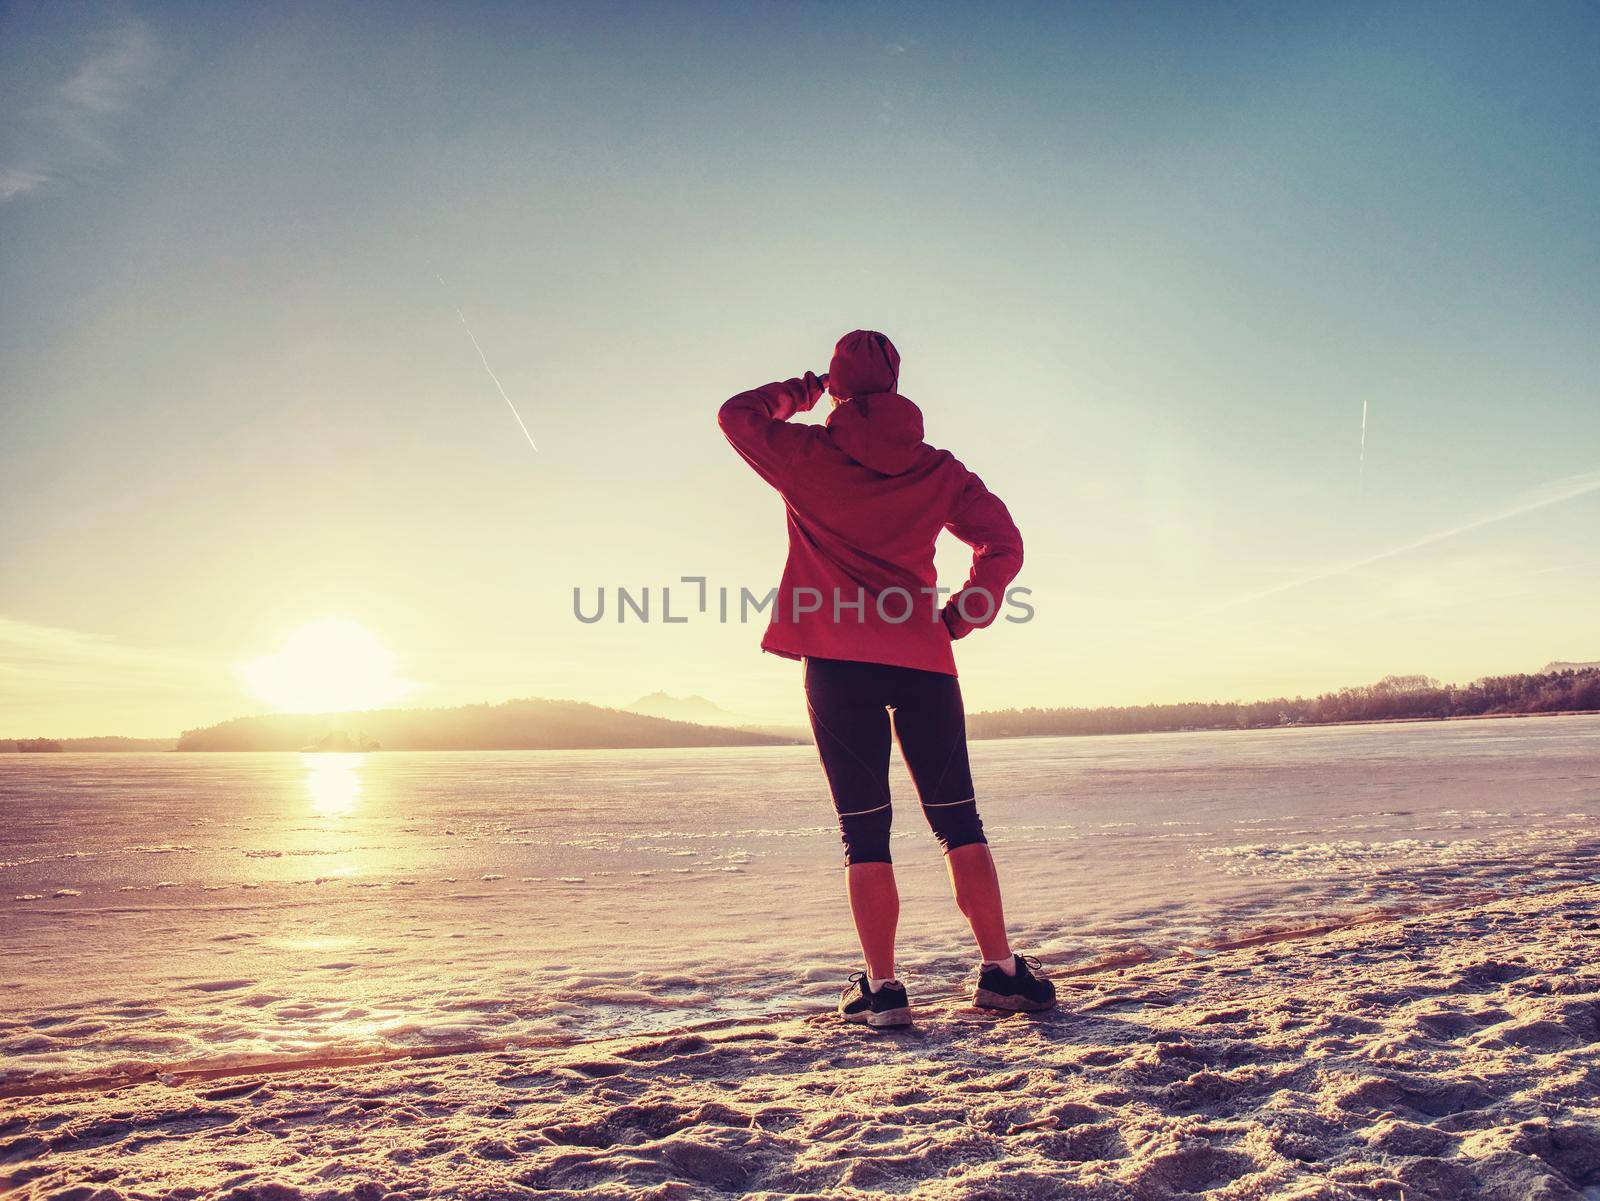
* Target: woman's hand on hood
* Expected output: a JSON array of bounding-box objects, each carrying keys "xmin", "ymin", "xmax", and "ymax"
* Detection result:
[{"xmin": 797, "ymin": 370, "xmax": 827, "ymax": 412}]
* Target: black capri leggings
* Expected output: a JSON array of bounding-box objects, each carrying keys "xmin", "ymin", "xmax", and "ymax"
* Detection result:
[{"xmin": 803, "ymin": 656, "xmax": 987, "ymax": 865}]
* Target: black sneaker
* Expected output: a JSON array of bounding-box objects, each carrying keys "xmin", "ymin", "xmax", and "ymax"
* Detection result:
[
  {"xmin": 973, "ymin": 954, "xmax": 1057, "ymax": 1012},
  {"xmin": 838, "ymin": 972, "xmax": 912, "ymax": 1028}
]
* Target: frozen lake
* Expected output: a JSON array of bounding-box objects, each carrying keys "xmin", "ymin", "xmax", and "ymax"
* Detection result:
[{"xmin": 2, "ymin": 715, "xmax": 1596, "ymax": 1090}]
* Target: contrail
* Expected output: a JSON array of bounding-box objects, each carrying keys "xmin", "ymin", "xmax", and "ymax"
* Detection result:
[
  {"xmin": 1064, "ymin": 468, "xmax": 1600, "ymax": 668},
  {"xmin": 1358, "ymin": 398, "xmax": 1368, "ymax": 488},
  {"xmin": 1216, "ymin": 468, "xmax": 1600, "ymax": 612},
  {"xmin": 437, "ymin": 276, "xmax": 538, "ymax": 453},
  {"xmin": 1514, "ymin": 557, "xmax": 1600, "ymax": 580}
]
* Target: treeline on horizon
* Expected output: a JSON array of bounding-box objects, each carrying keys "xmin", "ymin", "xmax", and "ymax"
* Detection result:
[
  {"xmin": 3, "ymin": 735, "xmax": 176, "ymax": 753},
  {"xmin": 9, "ymin": 668, "xmax": 1597, "ymax": 752},
  {"xmin": 966, "ymin": 668, "xmax": 1600, "ymax": 740}
]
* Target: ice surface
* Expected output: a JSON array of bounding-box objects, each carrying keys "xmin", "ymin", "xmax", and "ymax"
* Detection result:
[{"xmin": 1, "ymin": 715, "xmax": 1596, "ymax": 1090}]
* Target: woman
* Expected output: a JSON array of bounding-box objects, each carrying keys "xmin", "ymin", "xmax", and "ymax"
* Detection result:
[{"xmin": 719, "ymin": 330, "xmax": 1055, "ymax": 1027}]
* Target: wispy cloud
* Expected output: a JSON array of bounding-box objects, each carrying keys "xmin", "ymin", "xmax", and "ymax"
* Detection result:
[
  {"xmin": 56, "ymin": 18, "xmax": 161, "ymax": 136},
  {"xmin": 0, "ymin": 615, "xmax": 223, "ymax": 737},
  {"xmin": 0, "ymin": 167, "xmax": 50, "ymax": 202},
  {"xmin": 0, "ymin": 615, "xmax": 198, "ymax": 686},
  {"xmin": 1, "ymin": 16, "xmax": 161, "ymax": 203}
]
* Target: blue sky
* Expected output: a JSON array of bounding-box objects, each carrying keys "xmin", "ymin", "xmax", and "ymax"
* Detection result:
[{"xmin": 2, "ymin": 1, "xmax": 1597, "ymax": 735}]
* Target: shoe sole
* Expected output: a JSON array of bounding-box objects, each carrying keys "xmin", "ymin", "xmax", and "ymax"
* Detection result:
[
  {"xmin": 973, "ymin": 987, "xmax": 1056, "ymax": 1013},
  {"xmin": 841, "ymin": 1006, "xmax": 913, "ymax": 1028}
]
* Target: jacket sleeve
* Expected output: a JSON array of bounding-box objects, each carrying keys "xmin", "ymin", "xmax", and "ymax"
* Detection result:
[
  {"xmin": 717, "ymin": 373, "xmax": 824, "ymax": 489},
  {"xmin": 942, "ymin": 471, "xmax": 1024, "ymax": 640}
]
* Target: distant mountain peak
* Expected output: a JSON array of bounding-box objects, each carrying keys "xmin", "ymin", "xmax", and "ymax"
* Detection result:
[{"xmin": 624, "ymin": 692, "xmax": 739, "ymax": 725}]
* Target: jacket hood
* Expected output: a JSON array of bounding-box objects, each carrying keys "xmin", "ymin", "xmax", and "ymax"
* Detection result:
[
  {"xmin": 826, "ymin": 391, "xmax": 926, "ymax": 476},
  {"xmin": 828, "ymin": 330, "xmax": 900, "ymax": 400}
]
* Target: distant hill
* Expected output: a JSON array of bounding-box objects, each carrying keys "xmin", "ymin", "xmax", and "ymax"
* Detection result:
[
  {"xmin": 175, "ymin": 697, "xmax": 802, "ymax": 752},
  {"xmin": 624, "ymin": 692, "xmax": 741, "ymax": 725},
  {"xmin": 739, "ymin": 722, "xmax": 813, "ymax": 742},
  {"xmin": 622, "ymin": 692, "xmax": 809, "ymax": 741},
  {"xmin": 1542, "ymin": 660, "xmax": 1600, "ymax": 673}
]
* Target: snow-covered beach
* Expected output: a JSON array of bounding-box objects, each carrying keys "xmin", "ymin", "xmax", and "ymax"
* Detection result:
[{"xmin": 5, "ymin": 881, "xmax": 1599, "ymax": 1199}]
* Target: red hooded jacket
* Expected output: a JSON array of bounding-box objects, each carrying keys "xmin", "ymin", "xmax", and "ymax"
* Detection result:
[{"xmin": 719, "ymin": 331, "xmax": 1023, "ymax": 676}]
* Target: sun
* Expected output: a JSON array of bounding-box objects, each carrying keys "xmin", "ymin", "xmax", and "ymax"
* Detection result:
[{"xmin": 240, "ymin": 618, "xmax": 414, "ymax": 714}]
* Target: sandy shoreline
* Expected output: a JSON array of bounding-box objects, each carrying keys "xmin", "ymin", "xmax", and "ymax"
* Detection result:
[{"xmin": 5, "ymin": 885, "xmax": 1599, "ymax": 1200}]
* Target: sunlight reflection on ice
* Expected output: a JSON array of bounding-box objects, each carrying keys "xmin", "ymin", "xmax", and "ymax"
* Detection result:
[{"xmin": 303, "ymin": 753, "xmax": 364, "ymax": 817}]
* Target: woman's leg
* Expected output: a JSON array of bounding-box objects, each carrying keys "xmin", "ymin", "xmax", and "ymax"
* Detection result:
[
  {"xmin": 804, "ymin": 658, "xmax": 898, "ymax": 978},
  {"xmin": 846, "ymin": 862, "xmax": 899, "ymax": 981},
  {"xmin": 944, "ymin": 843, "xmax": 1011, "ymax": 963},
  {"xmin": 891, "ymin": 668, "xmax": 1012, "ymax": 961}
]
